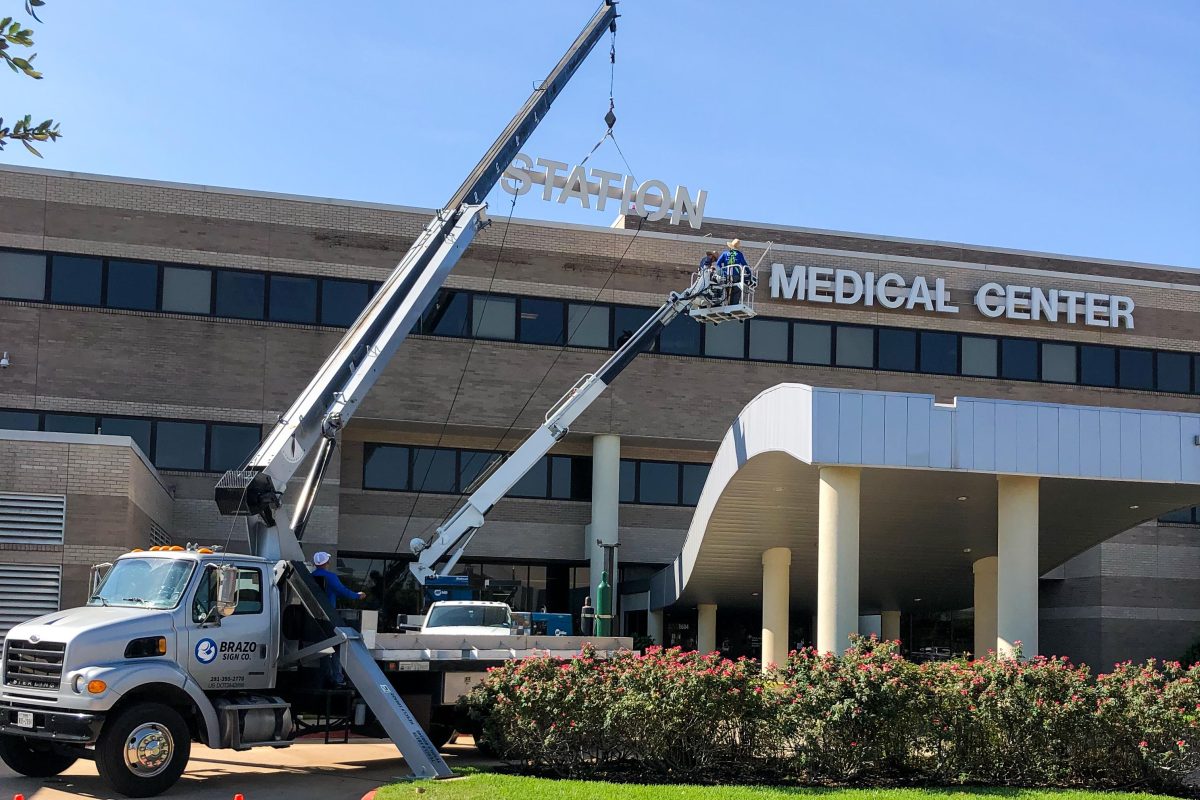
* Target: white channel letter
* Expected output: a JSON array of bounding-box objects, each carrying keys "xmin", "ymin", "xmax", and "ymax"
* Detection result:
[
  {"xmin": 635, "ymin": 179, "xmax": 672, "ymax": 222},
  {"xmin": 906, "ymin": 276, "xmax": 934, "ymax": 311},
  {"xmin": 1084, "ymin": 293, "xmax": 1109, "ymax": 327},
  {"xmin": 1058, "ymin": 290, "xmax": 1084, "ymax": 324},
  {"xmin": 834, "ymin": 270, "xmax": 864, "ymax": 305},
  {"xmin": 1005, "ymin": 286, "xmax": 1031, "ymax": 320},
  {"xmin": 934, "ymin": 278, "xmax": 959, "ymax": 313},
  {"xmin": 807, "ymin": 267, "xmax": 834, "ymax": 303},
  {"xmin": 769, "ymin": 264, "xmax": 806, "ymax": 300},
  {"xmin": 876, "ymin": 273, "xmax": 907, "ymax": 309},
  {"xmin": 590, "ymin": 168, "xmax": 622, "ymax": 212},
  {"xmin": 671, "ymin": 185, "xmax": 707, "ymax": 229},
  {"xmin": 557, "ymin": 165, "xmax": 591, "ymax": 208},
  {"xmin": 500, "ymin": 153, "xmax": 534, "ymax": 196},
  {"xmin": 1110, "ymin": 295, "xmax": 1135, "ymax": 329},
  {"xmin": 535, "ymin": 157, "xmax": 568, "ymax": 201},
  {"xmin": 1031, "ymin": 288, "xmax": 1058, "ymax": 322},
  {"xmin": 975, "ymin": 283, "xmax": 1006, "ymax": 318}
]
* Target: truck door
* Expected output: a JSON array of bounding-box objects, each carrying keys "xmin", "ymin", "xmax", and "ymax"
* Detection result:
[{"xmin": 186, "ymin": 564, "xmax": 274, "ymax": 692}]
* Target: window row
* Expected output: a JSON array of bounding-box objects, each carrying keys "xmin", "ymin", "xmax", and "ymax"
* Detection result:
[
  {"xmin": 0, "ymin": 249, "xmax": 374, "ymax": 326},
  {"xmin": 1160, "ymin": 506, "xmax": 1200, "ymax": 525},
  {"xmin": 0, "ymin": 408, "xmax": 262, "ymax": 473},
  {"xmin": 362, "ymin": 443, "xmax": 711, "ymax": 507}
]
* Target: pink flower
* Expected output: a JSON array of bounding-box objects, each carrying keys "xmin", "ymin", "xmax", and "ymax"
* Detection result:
[{"xmin": 1139, "ymin": 740, "xmax": 1148, "ymax": 748}]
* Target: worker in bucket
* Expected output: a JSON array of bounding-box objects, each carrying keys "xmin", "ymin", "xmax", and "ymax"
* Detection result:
[
  {"xmin": 699, "ymin": 249, "xmax": 724, "ymax": 304},
  {"xmin": 716, "ymin": 238, "xmax": 749, "ymax": 304},
  {"xmin": 311, "ymin": 551, "xmax": 366, "ymax": 687}
]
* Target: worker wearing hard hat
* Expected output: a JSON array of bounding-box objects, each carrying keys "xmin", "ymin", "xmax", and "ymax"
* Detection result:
[
  {"xmin": 311, "ymin": 551, "xmax": 366, "ymax": 688},
  {"xmin": 715, "ymin": 239, "xmax": 750, "ymax": 304}
]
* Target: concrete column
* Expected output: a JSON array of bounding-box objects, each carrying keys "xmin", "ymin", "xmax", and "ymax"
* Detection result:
[
  {"xmin": 881, "ymin": 610, "xmax": 901, "ymax": 643},
  {"xmin": 761, "ymin": 547, "xmax": 791, "ymax": 672},
  {"xmin": 588, "ymin": 434, "xmax": 621, "ymax": 616},
  {"xmin": 697, "ymin": 603, "xmax": 717, "ymax": 653},
  {"xmin": 817, "ymin": 466, "xmax": 861, "ymax": 655},
  {"xmin": 647, "ymin": 608, "xmax": 664, "ymax": 646},
  {"xmin": 972, "ymin": 556, "xmax": 998, "ymax": 658},
  {"xmin": 997, "ymin": 475, "xmax": 1039, "ymax": 658}
]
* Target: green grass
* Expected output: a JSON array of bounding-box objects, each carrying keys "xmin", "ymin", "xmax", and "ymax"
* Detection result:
[{"xmin": 375, "ymin": 772, "xmax": 1169, "ymax": 800}]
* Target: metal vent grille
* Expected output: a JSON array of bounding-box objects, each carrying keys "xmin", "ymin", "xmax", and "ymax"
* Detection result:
[
  {"xmin": 0, "ymin": 564, "xmax": 61, "ymax": 642},
  {"xmin": 0, "ymin": 493, "xmax": 66, "ymax": 545},
  {"xmin": 149, "ymin": 523, "xmax": 170, "ymax": 548}
]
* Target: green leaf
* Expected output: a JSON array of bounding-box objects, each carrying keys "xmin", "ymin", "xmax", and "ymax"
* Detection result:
[{"xmin": 21, "ymin": 139, "xmax": 42, "ymax": 158}]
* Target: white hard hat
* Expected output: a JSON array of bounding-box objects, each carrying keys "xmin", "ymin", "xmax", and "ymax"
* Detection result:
[{"xmin": 313, "ymin": 551, "xmax": 331, "ymax": 566}]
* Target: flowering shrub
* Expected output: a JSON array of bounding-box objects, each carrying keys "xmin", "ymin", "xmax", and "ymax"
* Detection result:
[{"xmin": 459, "ymin": 637, "xmax": 1200, "ymax": 791}]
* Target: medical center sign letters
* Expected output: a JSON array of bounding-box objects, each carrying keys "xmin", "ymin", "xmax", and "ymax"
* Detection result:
[{"xmin": 768, "ymin": 264, "xmax": 1135, "ymax": 329}]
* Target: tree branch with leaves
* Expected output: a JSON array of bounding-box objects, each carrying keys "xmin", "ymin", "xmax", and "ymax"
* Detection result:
[{"xmin": 1, "ymin": 0, "xmax": 60, "ymax": 157}]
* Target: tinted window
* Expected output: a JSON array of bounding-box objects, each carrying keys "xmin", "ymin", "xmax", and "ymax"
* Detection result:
[
  {"xmin": 659, "ymin": 313, "xmax": 701, "ymax": 356},
  {"xmin": 161, "ymin": 266, "xmax": 212, "ymax": 314},
  {"xmin": 792, "ymin": 323, "xmax": 832, "ymax": 365},
  {"xmin": 511, "ymin": 456, "xmax": 549, "ymax": 498},
  {"xmin": 681, "ymin": 463, "xmax": 709, "ymax": 506},
  {"xmin": 0, "ymin": 410, "xmax": 39, "ymax": 430},
  {"xmin": 215, "ymin": 271, "xmax": 265, "ymax": 320},
  {"xmin": 100, "ymin": 416, "xmax": 152, "ymax": 456},
  {"xmin": 0, "ymin": 250, "xmax": 46, "ymax": 300},
  {"xmin": 566, "ymin": 304, "xmax": 609, "ymax": 348},
  {"xmin": 411, "ymin": 448, "xmax": 457, "ymax": 493},
  {"xmin": 460, "ymin": 450, "xmax": 501, "ymax": 490},
  {"xmin": 321, "ymin": 279, "xmax": 370, "ymax": 327},
  {"xmin": 1156, "ymin": 351, "xmax": 1190, "ymax": 393},
  {"xmin": 619, "ymin": 459, "xmax": 636, "ymax": 503},
  {"xmin": 1001, "ymin": 339, "xmax": 1038, "ymax": 381},
  {"xmin": 472, "ymin": 295, "xmax": 516, "ymax": 340},
  {"xmin": 877, "ymin": 328, "xmax": 917, "ymax": 372},
  {"xmin": 422, "ymin": 290, "xmax": 469, "ymax": 336},
  {"xmin": 363, "ymin": 444, "xmax": 409, "ymax": 490},
  {"xmin": 518, "ymin": 297, "xmax": 564, "ymax": 345},
  {"xmin": 1160, "ymin": 507, "xmax": 1195, "ymax": 524},
  {"xmin": 106, "ymin": 260, "xmax": 158, "ymax": 311},
  {"xmin": 614, "ymin": 306, "xmax": 652, "ymax": 348},
  {"xmin": 919, "ymin": 331, "xmax": 957, "ymax": 375},
  {"xmin": 961, "ymin": 337, "xmax": 998, "ymax": 378},
  {"xmin": 549, "ymin": 456, "xmax": 573, "ymax": 500},
  {"xmin": 1041, "ymin": 343, "xmax": 1077, "ymax": 384},
  {"xmin": 1079, "ymin": 345, "xmax": 1116, "ymax": 387},
  {"xmin": 705, "ymin": 320, "xmax": 745, "ymax": 358},
  {"xmin": 268, "ymin": 275, "xmax": 317, "ymax": 324},
  {"xmin": 210, "ymin": 424, "xmax": 261, "ymax": 472},
  {"xmin": 1118, "ymin": 349, "xmax": 1153, "ymax": 390},
  {"xmin": 638, "ymin": 461, "xmax": 680, "ymax": 505},
  {"xmin": 44, "ymin": 413, "xmax": 95, "ymax": 434},
  {"xmin": 1195, "ymin": 356, "xmax": 1200, "ymax": 393},
  {"xmin": 154, "ymin": 421, "xmax": 207, "ymax": 470},
  {"xmin": 835, "ymin": 326, "xmax": 873, "ymax": 368},
  {"xmin": 50, "ymin": 255, "xmax": 102, "ymax": 305},
  {"xmin": 748, "ymin": 319, "xmax": 788, "ymax": 361}
]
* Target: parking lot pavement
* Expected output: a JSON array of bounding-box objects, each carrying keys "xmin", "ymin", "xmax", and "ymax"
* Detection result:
[{"xmin": 1, "ymin": 739, "xmax": 483, "ymax": 800}]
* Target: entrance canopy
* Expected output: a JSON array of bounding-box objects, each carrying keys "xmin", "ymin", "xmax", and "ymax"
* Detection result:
[{"xmin": 646, "ymin": 384, "xmax": 1200, "ymax": 615}]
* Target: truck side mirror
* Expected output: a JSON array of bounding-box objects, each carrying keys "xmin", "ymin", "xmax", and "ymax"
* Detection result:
[
  {"xmin": 215, "ymin": 565, "xmax": 240, "ymax": 618},
  {"xmin": 89, "ymin": 562, "xmax": 113, "ymax": 595}
]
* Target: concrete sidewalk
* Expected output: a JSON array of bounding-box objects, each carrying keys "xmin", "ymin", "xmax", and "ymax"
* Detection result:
[{"xmin": 0, "ymin": 739, "xmax": 482, "ymax": 800}]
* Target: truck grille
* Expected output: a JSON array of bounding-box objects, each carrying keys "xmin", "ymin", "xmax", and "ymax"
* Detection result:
[{"xmin": 4, "ymin": 639, "xmax": 65, "ymax": 690}]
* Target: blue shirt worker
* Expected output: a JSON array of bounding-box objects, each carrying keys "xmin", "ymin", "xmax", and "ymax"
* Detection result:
[
  {"xmin": 715, "ymin": 238, "xmax": 749, "ymax": 303},
  {"xmin": 311, "ymin": 551, "xmax": 365, "ymax": 688}
]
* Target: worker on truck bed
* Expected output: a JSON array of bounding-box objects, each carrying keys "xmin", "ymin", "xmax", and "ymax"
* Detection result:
[
  {"xmin": 716, "ymin": 238, "xmax": 749, "ymax": 304},
  {"xmin": 312, "ymin": 551, "xmax": 366, "ymax": 688}
]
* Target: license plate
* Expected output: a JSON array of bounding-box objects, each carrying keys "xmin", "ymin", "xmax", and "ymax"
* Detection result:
[{"xmin": 15, "ymin": 711, "xmax": 34, "ymax": 729}]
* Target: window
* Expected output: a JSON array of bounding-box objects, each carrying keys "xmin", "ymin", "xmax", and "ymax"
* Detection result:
[
  {"xmin": 549, "ymin": 455, "xmax": 574, "ymax": 500},
  {"xmin": 1156, "ymin": 352, "xmax": 1191, "ymax": 393},
  {"xmin": 100, "ymin": 416, "xmax": 152, "ymax": 456},
  {"xmin": 460, "ymin": 449, "xmax": 501, "ymax": 490},
  {"xmin": 411, "ymin": 447, "xmax": 457, "ymax": 493},
  {"xmin": 363, "ymin": 444, "xmax": 409, "ymax": 491},
  {"xmin": 614, "ymin": 306, "xmax": 652, "ymax": 348},
  {"xmin": 518, "ymin": 297, "xmax": 564, "ymax": 345},
  {"xmin": 1160, "ymin": 507, "xmax": 1196, "ymax": 524},
  {"xmin": 1041, "ymin": 343, "xmax": 1077, "ymax": 384},
  {"xmin": 44, "ymin": 413, "xmax": 95, "ymax": 434},
  {"xmin": 1079, "ymin": 345, "xmax": 1116, "ymax": 387},
  {"xmin": 748, "ymin": 319, "xmax": 788, "ymax": 362},
  {"xmin": 321, "ymin": 279, "xmax": 370, "ymax": 327},
  {"xmin": 209, "ymin": 424, "xmax": 261, "ymax": 472},
  {"xmin": 919, "ymin": 331, "xmax": 957, "ymax": 375},
  {"xmin": 961, "ymin": 336, "xmax": 998, "ymax": 378},
  {"xmin": 1118, "ymin": 348, "xmax": 1153, "ymax": 390},
  {"xmin": 511, "ymin": 456, "xmax": 549, "ymax": 498},
  {"xmin": 1001, "ymin": 338, "xmax": 1038, "ymax": 381},
  {"xmin": 106, "ymin": 260, "xmax": 158, "ymax": 311},
  {"xmin": 566, "ymin": 303, "xmax": 609, "ymax": 348},
  {"xmin": 50, "ymin": 255, "xmax": 102, "ymax": 306},
  {"xmin": 154, "ymin": 421, "xmax": 207, "ymax": 470},
  {"xmin": 659, "ymin": 314, "xmax": 701, "ymax": 356},
  {"xmin": 792, "ymin": 323, "xmax": 832, "ymax": 365},
  {"xmin": 877, "ymin": 328, "xmax": 917, "ymax": 372},
  {"xmin": 681, "ymin": 463, "xmax": 709, "ymax": 506},
  {"xmin": 215, "ymin": 270, "xmax": 265, "ymax": 320},
  {"xmin": 619, "ymin": 459, "xmax": 635, "ymax": 503},
  {"xmin": 192, "ymin": 567, "xmax": 263, "ymax": 622},
  {"xmin": 0, "ymin": 410, "xmax": 38, "ymax": 430},
  {"xmin": 472, "ymin": 295, "xmax": 516, "ymax": 340},
  {"xmin": 705, "ymin": 320, "xmax": 745, "ymax": 359},
  {"xmin": 638, "ymin": 461, "xmax": 680, "ymax": 505},
  {"xmin": 1195, "ymin": 356, "xmax": 1200, "ymax": 393},
  {"xmin": 268, "ymin": 275, "xmax": 317, "ymax": 324},
  {"xmin": 0, "ymin": 250, "xmax": 46, "ymax": 300},
  {"xmin": 422, "ymin": 290, "xmax": 469, "ymax": 336},
  {"xmin": 835, "ymin": 326, "xmax": 874, "ymax": 368},
  {"xmin": 161, "ymin": 266, "xmax": 212, "ymax": 314}
]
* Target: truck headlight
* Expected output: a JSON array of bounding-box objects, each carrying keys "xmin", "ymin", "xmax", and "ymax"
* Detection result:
[
  {"xmin": 72, "ymin": 674, "xmax": 85, "ymax": 693},
  {"xmin": 124, "ymin": 636, "xmax": 167, "ymax": 658}
]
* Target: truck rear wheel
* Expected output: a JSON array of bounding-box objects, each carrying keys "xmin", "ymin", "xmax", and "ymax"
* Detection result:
[
  {"xmin": 0, "ymin": 735, "xmax": 78, "ymax": 777},
  {"xmin": 95, "ymin": 702, "xmax": 191, "ymax": 798}
]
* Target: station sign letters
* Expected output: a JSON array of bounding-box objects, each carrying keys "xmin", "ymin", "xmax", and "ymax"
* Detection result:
[
  {"xmin": 501, "ymin": 153, "xmax": 706, "ymax": 229},
  {"xmin": 768, "ymin": 264, "xmax": 1135, "ymax": 329}
]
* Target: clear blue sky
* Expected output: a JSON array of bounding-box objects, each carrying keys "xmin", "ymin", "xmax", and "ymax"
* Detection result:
[{"xmin": 4, "ymin": 1, "xmax": 1197, "ymax": 266}]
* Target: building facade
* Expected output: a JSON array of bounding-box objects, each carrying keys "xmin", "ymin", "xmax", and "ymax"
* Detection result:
[{"xmin": 0, "ymin": 165, "xmax": 1197, "ymax": 668}]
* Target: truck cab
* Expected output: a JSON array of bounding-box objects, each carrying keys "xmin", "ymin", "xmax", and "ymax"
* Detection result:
[{"xmin": 419, "ymin": 601, "xmax": 515, "ymax": 636}]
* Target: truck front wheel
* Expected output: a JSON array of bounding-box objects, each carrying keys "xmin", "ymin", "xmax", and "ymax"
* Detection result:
[
  {"xmin": 95, "ymin": 702, "xmax": 191, "ymax": 798},
  {"xmin": 0, "ymin": 735, "xmax": 78, "ymax": 777}
]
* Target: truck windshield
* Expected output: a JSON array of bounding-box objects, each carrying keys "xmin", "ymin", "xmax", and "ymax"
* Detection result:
[
  {"xmin": 425, "ymin": 605, "xmax": 510, "ymax": 629},
  {"xmin": 89, "ymin": 558, "xmax": 195, "ymax": 609}
]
